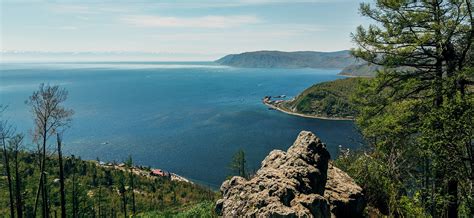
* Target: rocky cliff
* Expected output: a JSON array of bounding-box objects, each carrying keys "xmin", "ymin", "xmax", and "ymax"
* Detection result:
[{"xmin": 215, "ymin": 131, "xmax": 365, "ymax": 217}]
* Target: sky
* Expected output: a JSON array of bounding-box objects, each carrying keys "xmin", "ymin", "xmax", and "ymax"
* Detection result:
[{"xmin": 0, "ymin": 0, "xmax": 370, "ymax": 60}]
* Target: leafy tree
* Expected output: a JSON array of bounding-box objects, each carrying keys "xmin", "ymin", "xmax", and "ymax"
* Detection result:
[{"xmin": 349, "ymin": 0, "xmax": 474, "ymax": 216}]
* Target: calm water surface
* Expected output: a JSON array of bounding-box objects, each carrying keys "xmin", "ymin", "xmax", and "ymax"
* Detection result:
[{"xmin": 0, "ymin": 62, "xmax": 363, "ymax": 187}]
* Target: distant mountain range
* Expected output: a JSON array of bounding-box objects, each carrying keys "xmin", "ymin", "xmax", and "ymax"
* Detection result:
[
  {"xmin": 215, "ymin": 50, "xmax": 379, "ymax": 77},
  {"xmin": 215, "ymin": 50, "xmax": 361, "ymax": 69}
]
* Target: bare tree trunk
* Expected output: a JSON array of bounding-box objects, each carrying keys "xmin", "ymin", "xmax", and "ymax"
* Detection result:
[
  {"xmin": 14, "ymin": 140, "xmax": 23, "ymax": 218},
  {"xmin": 2, "ymin": 137, "xmax": 15, "ymax": 218},
  {"xmin": 44, "ymin": 172, "xmax": 50, "ymax": 217},
  {"xmin": 41, "ymin": 132, "xmax": 50, "ymax": 218},
  {"xmin": 422, "ymin": 157, "xmax": 432, "ymax": 214},
  {"xmin": 447, "ymin": 180, "xmax": 458, "ymax": 218},
  {"xmin": 57, "ymin": 133, "xmax": 66, "ymax": 218},
  {"xmin": 98, "ymin": 186, "xmax": 102, "ymax": 218},
  {"xmin": 72, "ymin": 156, "xmax": 78, "ymax": 218},
  {"xmin": 119, "ymin": 171, "xmax": 127, "ymax": 217},
  {"xmin": 130, "ymin": 170, "xmax": 136, "ymax": 215},
  {"xmin": 122, "ymin": 193, "xmax": 127, "ymax": 218},
  {"xmin": 34, "ymin": 131, "xmax": 48, "ymax": 218},
  {"xmin": 33, "ymin": 168, "xmax": 43, "ymax": 217},
  {"xmin": 26, "ymin": 84, "xmax": 73, "ymax": 217}
]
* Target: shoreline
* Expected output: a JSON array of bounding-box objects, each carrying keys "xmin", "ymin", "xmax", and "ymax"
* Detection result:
[
  {"xmin": 263, "ymin": 101, "xmax": 355, "ymax": 121},
  {"xmin": 95, "ymin": 161, "xmax": 193, "ymax": 184}
]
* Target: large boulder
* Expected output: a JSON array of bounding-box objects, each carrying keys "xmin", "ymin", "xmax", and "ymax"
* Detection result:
[{"xmin": 215, "ymin": 131, "xmax": 365, "ymax": 217}]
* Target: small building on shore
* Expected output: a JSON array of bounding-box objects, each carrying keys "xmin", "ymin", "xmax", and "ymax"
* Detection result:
[{"xmin": 150, "ymin": 169, "xmax": 171, "ymax": 178}]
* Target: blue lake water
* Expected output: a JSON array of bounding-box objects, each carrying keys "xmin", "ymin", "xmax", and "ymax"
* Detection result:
[{"xmin": 0, "ymin": 62, "xmax": 363, "ymax": 187}]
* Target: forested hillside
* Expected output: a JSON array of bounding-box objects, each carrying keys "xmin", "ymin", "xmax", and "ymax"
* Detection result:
[
  {"xmin": 0, "ymin": 149, "xmax": 217, "ymax": 217},
  {"xmin": 279, "ymin": 78, "xmax": 364, "ymax": 119}
]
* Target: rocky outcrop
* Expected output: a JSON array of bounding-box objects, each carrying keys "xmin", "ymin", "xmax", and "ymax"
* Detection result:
[
  {"xmin": 325, "ymin": 164, "xmax": 365, "ymax": 217},
  {"xmin": 215, "ymin": 131, "xmax": 365, "ymax": 217}
]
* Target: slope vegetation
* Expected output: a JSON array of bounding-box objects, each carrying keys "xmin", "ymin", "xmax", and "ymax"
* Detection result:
[
  {"xmin": 0, "ymin": 151, "xmax": 216, "ymax": 216},
  {"xmin": 279, "ymin": 78, "xmax": 364, "ymax": 119}
]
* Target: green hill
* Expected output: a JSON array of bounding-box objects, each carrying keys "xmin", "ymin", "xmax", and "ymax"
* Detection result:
[
  {"xmin": 279, "ymin": 78, "xmax": 365, "ymax": 118},
  {"xmin": 215, "ymin": 50, "xmax": 359, "ymax": 69}
]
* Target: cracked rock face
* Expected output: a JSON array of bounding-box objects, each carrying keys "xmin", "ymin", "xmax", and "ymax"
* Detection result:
[{"xmin": 215, "ymin": 131, "xmax": 365, "ymax": 217}]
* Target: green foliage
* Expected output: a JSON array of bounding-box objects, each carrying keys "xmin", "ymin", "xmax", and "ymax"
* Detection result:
[
  {"xmin": 334, "ymin": 151, "xmax": 425, "ymax": 216},
  {"xmin": 139, "ymin": 201, "xmax": 216, "ymax": 217},
  {"xmin": 282, "ymin": 77, "xmax": 367, "ymax": 118},
  {"xmin": 347, "ymin": 69, "xmax": 474, "ymax": 216}
]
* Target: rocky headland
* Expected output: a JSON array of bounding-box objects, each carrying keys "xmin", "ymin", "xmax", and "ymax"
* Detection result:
[{"xmin": 262, "ymin": 77, "xmax": 363, "ymax": 120}]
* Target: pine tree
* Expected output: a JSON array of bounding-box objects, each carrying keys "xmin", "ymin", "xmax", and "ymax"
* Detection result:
[
  {"xmin": 352, "ymin": 0, "xmax": 473, "ymax": 216},
  {"xmin": 229, "ymin": 149, "xmax": 247, "ymax": 178}
]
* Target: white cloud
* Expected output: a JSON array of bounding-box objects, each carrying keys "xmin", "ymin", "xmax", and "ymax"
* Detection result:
[{"xmin": 121, "ymin": 15, "xmax": 262, "ymax": 28}]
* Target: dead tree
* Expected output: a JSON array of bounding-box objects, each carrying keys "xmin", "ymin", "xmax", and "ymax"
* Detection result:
[
  {"xmin": 0, "ymin": 113, "xmax": 15, "ymax": 218},
  {"xmin": 10, "ymin": 134, "xmax": 25, "ymax": 218},
  {"xmin": 57, "ymin": 133, "xmax": 66, "ymax": 218},
  {"xmin": 26, "ymin": 84, "xmax": 73, "ymax": 217}
]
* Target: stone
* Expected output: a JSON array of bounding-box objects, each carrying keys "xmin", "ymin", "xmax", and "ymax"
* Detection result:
[
  {"xmin": 324, "ymin": 164, "xmax": 366, "ymax": 217},
  {"xmin": 215, "ymin": 131, "xmax": 366, "ymax": 217}
]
